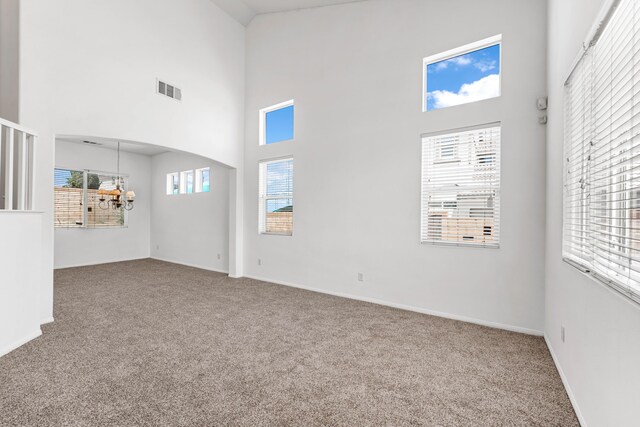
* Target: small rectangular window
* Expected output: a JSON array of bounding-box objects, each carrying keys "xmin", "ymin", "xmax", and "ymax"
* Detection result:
[
  {"xmin": 259, "ymin": 158, "xmax": 293, "ymax": 235},
  {"xmin": 423, "ymin": 35, "xmax": 501, "ymax": 112},
  {"xmin": 166, "ymin": 173, "xmax": 179, "ymax": 195},
  {"xmin": 195, "ymin": 167, "xmax": 210, "ymax": 193},
  {"xmin": 180, "ymin": 170, "xmax": 194, "ymax": 194},
  {"xmin": 421, "ymin": 124, "xmax": 501, "ymax": 247},
  {"xmin": 260, "ymin": 100, "xmax": 294, "ymax": 145}
]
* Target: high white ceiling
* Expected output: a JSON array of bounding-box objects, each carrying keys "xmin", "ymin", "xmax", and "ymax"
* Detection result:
[{"xmin": 210, "ymin": 0, "xmax": 365, "ymax": 25}]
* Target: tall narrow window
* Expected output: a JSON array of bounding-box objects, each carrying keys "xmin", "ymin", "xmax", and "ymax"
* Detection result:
[
  {"xmin": 180, "ymin": 170, "xmax": 194, "ymax": 194},
  {"xmin": 421, "ymin": 124, "xmax": 501, "ymax": 247},
  {"xmin": 86, "ymin": 173, "xmax": 126, "ymax": 228},
  {"xmin": 195, "ymin": 167, "xmax": 210, "ymax": 193},
  {"xmin": 54, "ymin": 168, "xmax": 84, "ymax": 228},
  {"xmin": 166, "ymin": 173, "xmax": 179, "ymax": 195},
  {"xmin": 260, "ymin": 100, "xmax": 294, "ymax": 145},
  {"xmin": 423, "ymin": 35, "xmax": 501, "ymax": 112},
  {"xmin": 259, "ymin": 158, "xmax": 293, "ymax": 235},
  {"xmin": 563, "ymin": 0, "xmax": 640, "ymax": 304}
]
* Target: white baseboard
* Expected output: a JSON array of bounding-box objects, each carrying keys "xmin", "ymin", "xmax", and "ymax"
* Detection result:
[
  {"xmin": 54, "ymin": 257, "xmax": 150, "ymax": 270},
  {"xmin": 40, "ymin": 316, "xmax": 54, "ymax": 325},
  {"xmin": 544, "ymin": 336, "xmax": 587, "ymax": 426},
  {"xmin": 243, "ymin": 274, "xmax": 544, "ymax": 336},
  {"xmin": 0, "ymin": 329, "xmax": 42, "ymax": 358},
  {"xmin": 150, "ymin": 257, "xmax": 229, "ymax": 275}
]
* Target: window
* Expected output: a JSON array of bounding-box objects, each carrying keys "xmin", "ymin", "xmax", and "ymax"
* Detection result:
[
  {"xmin": 166, "ymin": 173, "xmax": 179, "ymax": 195},
  {"xmin": 180, "ymin": 170, "xmax": 194, "ymax": 194},
  {"xmin": 563, "ymin": 0, "xmax": 640, "ymax": 304},
  {"xmin": 421, "ymin": 124, "xmax": 501, "ymax": 247},
  {"xmin": 423, "ymin": 35, "xmax": 501, "ymax": 112},
  {"xmin": 195, "ymin": 167, "xmax": 210, "ymax": 193},
  {"xmin": 54, "ymin": 168, "xmax": 127, "ymax": 229},
  {"xmin": 54, "ymin": 168, "xmax": 84, "ymax": 228},
  {"xmin": 259, "ymin": 158, "xmax": 293, "ymax": 235},
  {"xmin": 260, "ymin": 100, "xmax": 294, "ymax": 145}
]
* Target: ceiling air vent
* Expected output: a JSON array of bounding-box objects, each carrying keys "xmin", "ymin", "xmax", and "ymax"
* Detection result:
[
  {"xmin": 83, "ymin": 140, "xmax": 101, "ymax": 146},
  {"xmin": 157, "ymin": 79, "xmax": 182, "ymax": 101}
]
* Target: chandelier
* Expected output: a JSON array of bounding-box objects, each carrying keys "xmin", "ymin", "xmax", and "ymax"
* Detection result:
[{"xmin": 97, "ymin": 142, "xmax": 136, "ymax": 211}]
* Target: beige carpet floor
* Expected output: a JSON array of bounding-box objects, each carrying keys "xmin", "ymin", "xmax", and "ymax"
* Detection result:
[{"xmin": 0, "ymin": 259, "xmax": 578, "ymax": 426}]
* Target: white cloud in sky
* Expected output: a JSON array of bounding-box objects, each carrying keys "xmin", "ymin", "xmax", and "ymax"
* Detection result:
[
  {"xmin": 451, "ymin": 55, "xmax": 472, "ymax": 66},
  {"xmin": 474, "ymin": 60, "xmax": 497, "ymax": 73},
  {"xmin": 427, "ymin": 74, "xmax": 500, "ymax": 109},
  {"xmin": 432, "ymin": 54, "xmax": 472, "ymax": 71}
]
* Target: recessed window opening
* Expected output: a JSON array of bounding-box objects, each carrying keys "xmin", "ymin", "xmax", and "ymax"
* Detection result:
[
  {"xmin": 259, "ymin": 158, "xmax": 294, "ymax": 235},
  {"xmin": 259, "ymin": 100, "xmax": 294, "ymax": 145},
  {"xmin": 421, "ymin": 124, "xmax": 501, "ymax": 248},
  {"xmin": 195, "ymin": 167, "xmax": 210, "ymax": 193},
  {"xmin": 423, "ymin": 35, "xmax": 502, "ymax": 112}
]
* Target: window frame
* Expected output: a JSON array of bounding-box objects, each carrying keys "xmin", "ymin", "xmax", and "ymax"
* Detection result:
[
  {"xmin": 195, "ymin": 167, "xmax": 210, "ymax": 193},
  {"xmin": 179, "ymin": 170, "xmax": 194, "ymax": 194},
  {"xmin": 259, "ymin": 99, "xmax": 295, "ymax": 146},
  {"xmin": 54, "ymin": 167, "xmax": 129, "ymax": 229},
  {"xmin": 422, "ymin": 34, "xmax": 502, "ymax": 113},
  {"xmin": 561, "ymin": 0, "xmax": 640, "ymax": 305},
  {"xmin": 420, "ymin": 122, "xmax": 501, "ymax": 248},
  {"xmin": 258, "ymin": 157, "xmax": 294, "ymax": 236},
  {"xmin": 166, "ymin": 172, "xmax": 179, "ymax": 195}
]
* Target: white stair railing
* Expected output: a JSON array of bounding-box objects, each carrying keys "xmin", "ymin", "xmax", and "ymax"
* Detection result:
[{"xmin": 0, "ymin": 117, "xmax": 36, "ymax": 211}]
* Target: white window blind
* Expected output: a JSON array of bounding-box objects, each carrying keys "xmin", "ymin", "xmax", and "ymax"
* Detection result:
[
  {"xmin": 563, "ymin": 0, "xmax": 640, "ymax": 304},
  {"xmin": 259, "ymin": 158, "xmax": 293, "ymax": 235},
  {"xmin": 54, "ymin": 168, "xmax": 84, "ymax": 228},
  {"xmin": 54, "ymin": 169, "xmax": 127, "ymax": 229},
  {"xmin": 421, "ymin": 124, "xmax": 501, "ymax": 247}
]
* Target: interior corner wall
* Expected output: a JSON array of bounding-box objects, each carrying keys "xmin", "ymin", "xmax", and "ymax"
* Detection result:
[
  {"xmin": 53, "ymin": 141, "xmax": 151, "ymax": 269},
  {"xmin": 18, "ymin": 0, "xmax": 245, "ymax": 322},
  {"xmin": 0, "ymin": 0, "xmax": 19, "ymax": 122},
  {"xmin": 150, "ymin": 152, "xmax": 230, "ymax": 273},
  {"xmin": 546, "ymin": 0, "xmax": 640, "ymax": 425},
  {"xmin": 243, "ymin": 0, "xmax": 548, "ymax": 333}
]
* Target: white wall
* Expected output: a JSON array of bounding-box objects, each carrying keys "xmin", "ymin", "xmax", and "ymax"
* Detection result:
[
  {"xmin": 0, "ymin": 0, "xmax": 19, "ymax": 122},
  {"xmin": 18, "ymin": 0, "xmax": 245, "ymax": 322},
  {"xmin": 0, "ymin": 212, "xmax": 43, "ymax": 356},
  {"xmin": 546, "ymin": 0, "xmax": 640, "ymax": 425},
  {"xmin": 54, "ymin": 141, "xmax": 151, "ymax": 269},
  {"xmin": 243, "ymin": 0, "xmax": 548, "ymax": 333},
  {"xmin": 150, "ymin": 151, "xmax": 230, "ymax": 273}
]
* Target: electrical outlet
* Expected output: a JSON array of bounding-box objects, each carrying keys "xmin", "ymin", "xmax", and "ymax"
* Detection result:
[
  {"xmin": 258, "ymin": 259, "xmax": 262, "ymax": 266},
  {"xmin": 561, "ymin": 326, "xmax": 565, "ymax": 343},
  {"xmin": 537, "ymin": 96, "xmax": 548, "ymax": 110},
  {"xmin": 357, "ymin": 272, "xmax": 364, "ymax": 282},
  {"xmin": 217, "ymin": 253, "xmax": 221, "ymax": 260}
]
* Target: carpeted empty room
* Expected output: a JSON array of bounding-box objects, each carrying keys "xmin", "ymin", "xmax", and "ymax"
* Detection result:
[
  {"xmin": 2, "ymin": 0, "xmax": 640, "ymax": 425},
  {"xmin": 1, "ymin": 260, "xmax": 577, "ymax": 426}
]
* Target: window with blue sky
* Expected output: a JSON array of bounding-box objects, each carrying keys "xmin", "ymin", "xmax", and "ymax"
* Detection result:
[
  {"xmin": 425, "ymin": 42, "xmax": 501, "ymax": 111},
  {"xmin": 196, "ymin": 167, "xmax": 210, "ymax": 193},
  {"xmin": 262, "ymin": 101, "xmax": 294, "ymax": 145}
]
